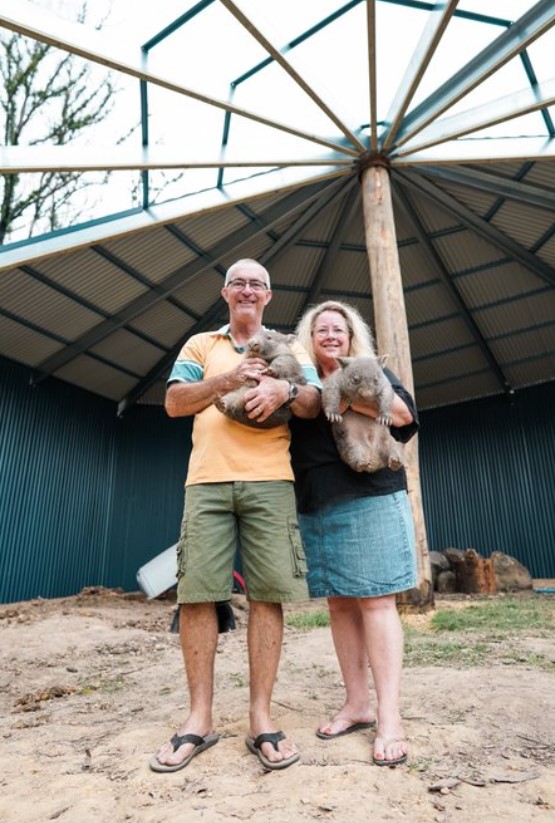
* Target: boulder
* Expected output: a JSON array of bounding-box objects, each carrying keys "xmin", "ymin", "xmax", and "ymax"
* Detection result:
[
  {"xmin": 429, "ymin": 551, "xmax": 450, "ymax": 589},
  {"xmin": 436, "ymin": 570, "xmax": 457, "ymax": 594},
  {"xmin": 491, "ymin": 552, "xmax": 533, "ymax": 592}
]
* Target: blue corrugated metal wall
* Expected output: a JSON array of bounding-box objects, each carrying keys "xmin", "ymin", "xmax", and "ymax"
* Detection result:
[
  {"xmin": 0, "ymin": 358, "xmax": 115, "ymax": 602},
  {"xmin": 0, "ymin": 356, "xmax": 191, "ymax": 603},
  {"xmin": 105, "ymin": 405, "xmax": 192, "ymax": 587},
  {"xmin": 419, "ymin": 382, "xmax": 555, "ymax": 578},
  {"xmin": 1, "ymin": 354, "xmax": 554, "ymax": 603}
]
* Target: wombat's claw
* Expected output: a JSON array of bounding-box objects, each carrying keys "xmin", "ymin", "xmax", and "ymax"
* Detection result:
[
  {"xmin": 376, "ymin": 414, "xmax": 392, "ymax": 426},
  {"xmin": 326, "ymin": 412, "xmax": 343, "ymax": 423}
]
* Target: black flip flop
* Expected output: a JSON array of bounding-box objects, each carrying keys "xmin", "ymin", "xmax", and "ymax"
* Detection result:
[
  {"xmin": 149, "ymin": 732, "xmax": 220, "ymax": 773},
  {"xmin": 245, "ymin": 731, "xmax": 300, "ymax": 770}
]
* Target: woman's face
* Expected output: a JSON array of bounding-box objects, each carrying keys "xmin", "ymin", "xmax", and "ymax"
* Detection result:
[{"xmin": 312, "ymin": 309, "xmax": 350, "ymax": 368}]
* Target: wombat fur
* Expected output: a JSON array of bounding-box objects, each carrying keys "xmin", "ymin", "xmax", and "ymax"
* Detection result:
[
  {"xmin": 322, "ymin": 356, "xmax": 403, "ymax": 473},
  {"xmin": 216, "ymin": 329, "xmax": 306, "ymax": 429}
]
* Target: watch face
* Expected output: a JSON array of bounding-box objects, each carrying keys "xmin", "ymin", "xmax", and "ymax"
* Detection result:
[{"xmin": 289, "ymin": 382, "xmax": 299, "ymax": 401}]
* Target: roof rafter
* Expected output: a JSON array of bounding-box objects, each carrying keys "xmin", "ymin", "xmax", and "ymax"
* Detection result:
[
  {"xmin": 118, "ymin": 176, "xmax": 357, "ymax": 414},
  {"xmin": 393, "ymin": 76, "xmax": 555, "ymax": 157},
  {"xmin": 0, "ymin": 166, "xmax": 348, "ymax": 272},
  {"xmin": 380, "ymin": 0, "xmax": 458, "ymax": 151},
  {"xmin": 32, "ymin": 183, "xmax": 339, "ymax": 387},
  {"xmin": 395, "ymin": 169, "xmax": 555, "ymax": 288},
  {"xmin": 394, "ymin": 0, "xmax": 555, "ymax": 147},
  {"xmin": 220, "ymin": 0, "xmax": 366, "ymax": 152},
  {"xmin": 421, "ymin": 165, "xmax": 555, "ymax": 211},
  {"xmin": 366, "ymin": 0, "xmax": 378, "ymax": 152},
  {"xmin": 0, "ymin": 145, "xmax": 353, "ymax": 173},
  {"xmin": 0, "ymin": 0, "xmax": 357, "ymax": 158},
  {"xmin": 392, "ymin": 136, "xmax": 555, "ymax": 166},
  {"xmin": 392, "ymin": 179, "xmax": 513, "ymax": 396},
  {"xmin": 301, "ymin": 182, "xmax": 361, "ymax": 311}
]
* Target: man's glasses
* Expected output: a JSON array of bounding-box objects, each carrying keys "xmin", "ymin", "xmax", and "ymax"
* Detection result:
[{"xmin": 227, "ymin": 279, "xmax": 268, "ymax": 292}]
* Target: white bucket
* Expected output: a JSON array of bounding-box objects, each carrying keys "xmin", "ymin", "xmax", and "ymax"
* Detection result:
[{"xmin": 136, "ymin": 544, "xmax": 178, "ymax": 599}]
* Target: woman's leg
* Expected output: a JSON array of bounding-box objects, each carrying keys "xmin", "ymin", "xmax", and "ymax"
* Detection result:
[
  {"xmin": 318, "ymin": 596, "xmax": 376, "ymax": 736},
  {"xmin": 360, "ymin": 594, "xmax": 408, "ymax": 763}
]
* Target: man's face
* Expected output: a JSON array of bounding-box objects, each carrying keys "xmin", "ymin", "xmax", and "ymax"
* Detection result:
[{"xmin": 222, "ymin": 265, "xmax": 272, "ymax": 321}]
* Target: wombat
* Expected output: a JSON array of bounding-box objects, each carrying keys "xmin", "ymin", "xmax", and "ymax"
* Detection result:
[
  {"xmin": 216, "ymin": 329, "xmax": 306, "ymax": 429},
  {"xmin": 322, "ymin": 356, "xmax": 404, "ymax": 473}
]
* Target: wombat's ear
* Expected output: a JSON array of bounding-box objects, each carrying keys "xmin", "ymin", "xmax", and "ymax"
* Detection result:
[
  {"xmin": 378, "ymin": 354, "xmax": 389, "ymax": 368},
  {"xmin": 336, "ymin": 356, "xmax": 353, "ymax": 369},
  {"xmin": 286, "ymin": 333, "xmax": 296, "ymax": 344}
]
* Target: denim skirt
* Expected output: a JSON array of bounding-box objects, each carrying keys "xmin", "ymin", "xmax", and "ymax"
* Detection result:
[{"xmin": 299, "ymin": 491, "xmax": 417, "ymax": 598}]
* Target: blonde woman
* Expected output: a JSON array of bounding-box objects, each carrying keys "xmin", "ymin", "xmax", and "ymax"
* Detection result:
[{"xmin": 290, "ymin": 300, "xmax": 418, "ymax": 766}]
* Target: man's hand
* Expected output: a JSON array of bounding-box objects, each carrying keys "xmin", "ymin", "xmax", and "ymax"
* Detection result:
[
  {"xmin": 243, "ymin": 377, "xmax": 288, "ymax": 423},
  {"xmin": 224, "ymin": 357, "xmax": 268, "ymax": 391}
]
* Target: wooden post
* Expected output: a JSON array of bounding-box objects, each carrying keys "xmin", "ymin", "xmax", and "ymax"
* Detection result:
[{"xmin": 360, "ymin": 161, "xmax": 433, "ymax": 609}]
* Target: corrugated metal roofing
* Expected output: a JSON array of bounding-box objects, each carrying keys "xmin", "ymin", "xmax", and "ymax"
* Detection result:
[{"xmin": 0, "ymin": 1, "xmax": 554, "ymax": 411}]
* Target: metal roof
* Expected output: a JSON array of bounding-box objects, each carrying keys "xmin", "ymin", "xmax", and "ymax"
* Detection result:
[{"xmin": 0, "ymin": 0, "xmax": 554, "ymax": 412}]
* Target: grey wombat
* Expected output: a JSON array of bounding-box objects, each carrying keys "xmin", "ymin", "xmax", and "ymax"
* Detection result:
[
  {"xmin": 216, "ymin": 329, "xmax": 306, "ymax": 429},
  {"xmin": 322, "ymin": 356, "xmax": 403, "ymax": 473}
]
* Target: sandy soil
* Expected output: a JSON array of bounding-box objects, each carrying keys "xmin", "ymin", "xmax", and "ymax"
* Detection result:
[{"xmin": 0, "ymin": 588, "xmax": 554, "ymax": 823}]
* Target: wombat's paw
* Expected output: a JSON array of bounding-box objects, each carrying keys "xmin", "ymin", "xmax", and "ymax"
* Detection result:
[
  {"xmin": 376, "ymin": 413, "xmax": 393, "ymax": 426},
  {"xmin": 326, "ymin": 411, "xmax": 343, "ymax": 423},
  {"xmin": 353, "ymin": 462, "xmax": 368, "ymax": 472},
  {"xmin": 388, "ymin": 454, "xmax": 403, "ymax": 470}
]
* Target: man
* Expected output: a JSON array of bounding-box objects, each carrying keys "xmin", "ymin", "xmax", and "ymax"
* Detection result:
[{"xmin": 150, "ymin": 259, "xmax": 321, "ymax": 773}]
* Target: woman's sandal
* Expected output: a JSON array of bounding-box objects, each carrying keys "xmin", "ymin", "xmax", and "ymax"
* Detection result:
[{"xmin": 372, "ymin": 736, "xmax": 408, "ymax": 767}]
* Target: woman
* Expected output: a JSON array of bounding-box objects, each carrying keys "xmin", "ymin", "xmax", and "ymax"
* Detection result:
[{"xmin": 289, "ymin": 300, "xmax": 418, "ymax": 767}]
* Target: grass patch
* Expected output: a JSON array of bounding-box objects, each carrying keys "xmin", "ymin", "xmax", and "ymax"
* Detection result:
[
  {"xmin": 431, "ymin": 598, "xmax": 554, "ymax": 633},
  {"xmin": 285, "ymin": 611, "xmax": 330, "ymax": 630},
  {"xmin": 283, "ymin": 595, "xmax": 555, "ymax": 670},
  {"xmin": 403, "ymin": 630, "xmax": 491, "ymax": 667}
]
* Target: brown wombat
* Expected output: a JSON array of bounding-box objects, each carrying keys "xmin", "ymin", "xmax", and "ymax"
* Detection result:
[
  {"xmin": 322, "ymin": 356, "xmax": 403, "ymax": 473},
  {"xmin": 216, "ymin": 329, "xmax": 306, "ymax": 429}
]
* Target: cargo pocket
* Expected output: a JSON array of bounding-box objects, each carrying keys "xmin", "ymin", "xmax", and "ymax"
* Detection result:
[
  {"xmin": 288, "ymin": 519, "xmax": 307, "ymax": 578},
  {"xmin": 176, "ymin": 520, "xmax": 188, "ymax": 580}
]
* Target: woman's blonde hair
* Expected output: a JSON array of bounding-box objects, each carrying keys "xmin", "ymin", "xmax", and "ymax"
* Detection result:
[{"xmin": 295, "ymin": 300, "xmax": 376, "ymax": 366}]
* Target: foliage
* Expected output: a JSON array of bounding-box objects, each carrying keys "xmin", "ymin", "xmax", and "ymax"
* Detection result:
[
  {"xmin": 284, "ymin": 594, "xmax": 555, "ymax": 670},
  {"xmin": 430, "ymin": 597, "xmax": 554, "ymax": 633},
  {"xmin": 285, "ymin": 610, "xmax": 330, "ymax": 630},
  {"xmin": 0, "ymin": 2, "xmax": 116, "ymax": 243}
]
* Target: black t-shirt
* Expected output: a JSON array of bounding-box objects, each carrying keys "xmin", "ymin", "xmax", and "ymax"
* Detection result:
[{"xmin": 289, "ymin": 368, "xmax": 419, "ymax": 514}]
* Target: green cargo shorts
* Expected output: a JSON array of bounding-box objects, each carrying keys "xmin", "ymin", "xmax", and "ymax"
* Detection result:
[{"xmin": 176, "ymin": 481, "xmax": 309, "ymax": 604}]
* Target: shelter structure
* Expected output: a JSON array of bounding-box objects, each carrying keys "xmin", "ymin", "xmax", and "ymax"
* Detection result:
[{"xmin": 1, "ymin": 0, "xmax": 554, "ymax": 602}]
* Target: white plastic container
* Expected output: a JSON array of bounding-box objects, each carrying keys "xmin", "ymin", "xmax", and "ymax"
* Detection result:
[{"xmin": 136, "ymin": 544, "xmax": 178, "ymax": 599}]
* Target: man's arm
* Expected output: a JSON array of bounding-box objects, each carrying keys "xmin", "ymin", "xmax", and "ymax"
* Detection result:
[
  {"xmin": 289, "ymin": 383, "xmax": 321, "ymax": 419},
  {"xmin": 165, "ymin": 357, "xmax": 267, "ymax": 418}
]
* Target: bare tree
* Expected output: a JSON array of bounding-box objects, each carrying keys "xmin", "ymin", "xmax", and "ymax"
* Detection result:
[{"xmin": 0, "ymin": 4, "xmax": 116, "ymax": 244}]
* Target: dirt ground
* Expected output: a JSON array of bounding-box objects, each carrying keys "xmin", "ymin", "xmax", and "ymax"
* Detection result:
[{"xmin": 0, "ymin": 588, "xmax": 554, "ymax": 823}]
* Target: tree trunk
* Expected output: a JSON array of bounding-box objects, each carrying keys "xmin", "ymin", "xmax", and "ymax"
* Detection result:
[{"xmin": 360, "ymin": 162, "xmax": 433, "ymax": 610}]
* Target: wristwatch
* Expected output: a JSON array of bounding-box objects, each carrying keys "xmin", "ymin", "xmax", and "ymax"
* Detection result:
[{"xmin": 284, "ymin": 380, "xmax": 300, "ymax": 407}]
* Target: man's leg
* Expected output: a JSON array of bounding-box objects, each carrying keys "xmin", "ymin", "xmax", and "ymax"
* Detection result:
[
  {"xmin": 153, "ymin": 602, "xmax": 218, "ymax": 767},
  {"xmin": 247, "ymin": 600, "xmax": 298, "ymax": 764},
  {"xmin": 360, "ymin": 594, "xmax": 407, "ymax": 763},
  {"xmin": 318, "ymin": 596, "xmax": 376, "ymax": 736}
]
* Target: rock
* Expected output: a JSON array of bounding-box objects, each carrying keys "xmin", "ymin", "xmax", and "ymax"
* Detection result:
[
  {"xmin": 443, "ymin": 547, "xmax": 465, "ymax": 567},
  {"xmin": 436, "ymin": 570, "xmax": 457, "ymax": 594},
  {"xmin": 429, "ymin": 551, "xmax": 450, "ymax": 589},
  {"xmin": 491, "ymin": 552, "xmax": 533, "ymax": 592}
]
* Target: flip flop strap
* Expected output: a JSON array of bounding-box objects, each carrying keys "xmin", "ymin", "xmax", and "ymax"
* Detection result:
[
  {"xmin": 170, "ymin": 733, "xmax": 204, "ymax": 752},
  {"xmin": 253, "ymin": 731, "xmax": 285, "ymax": 752}
]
